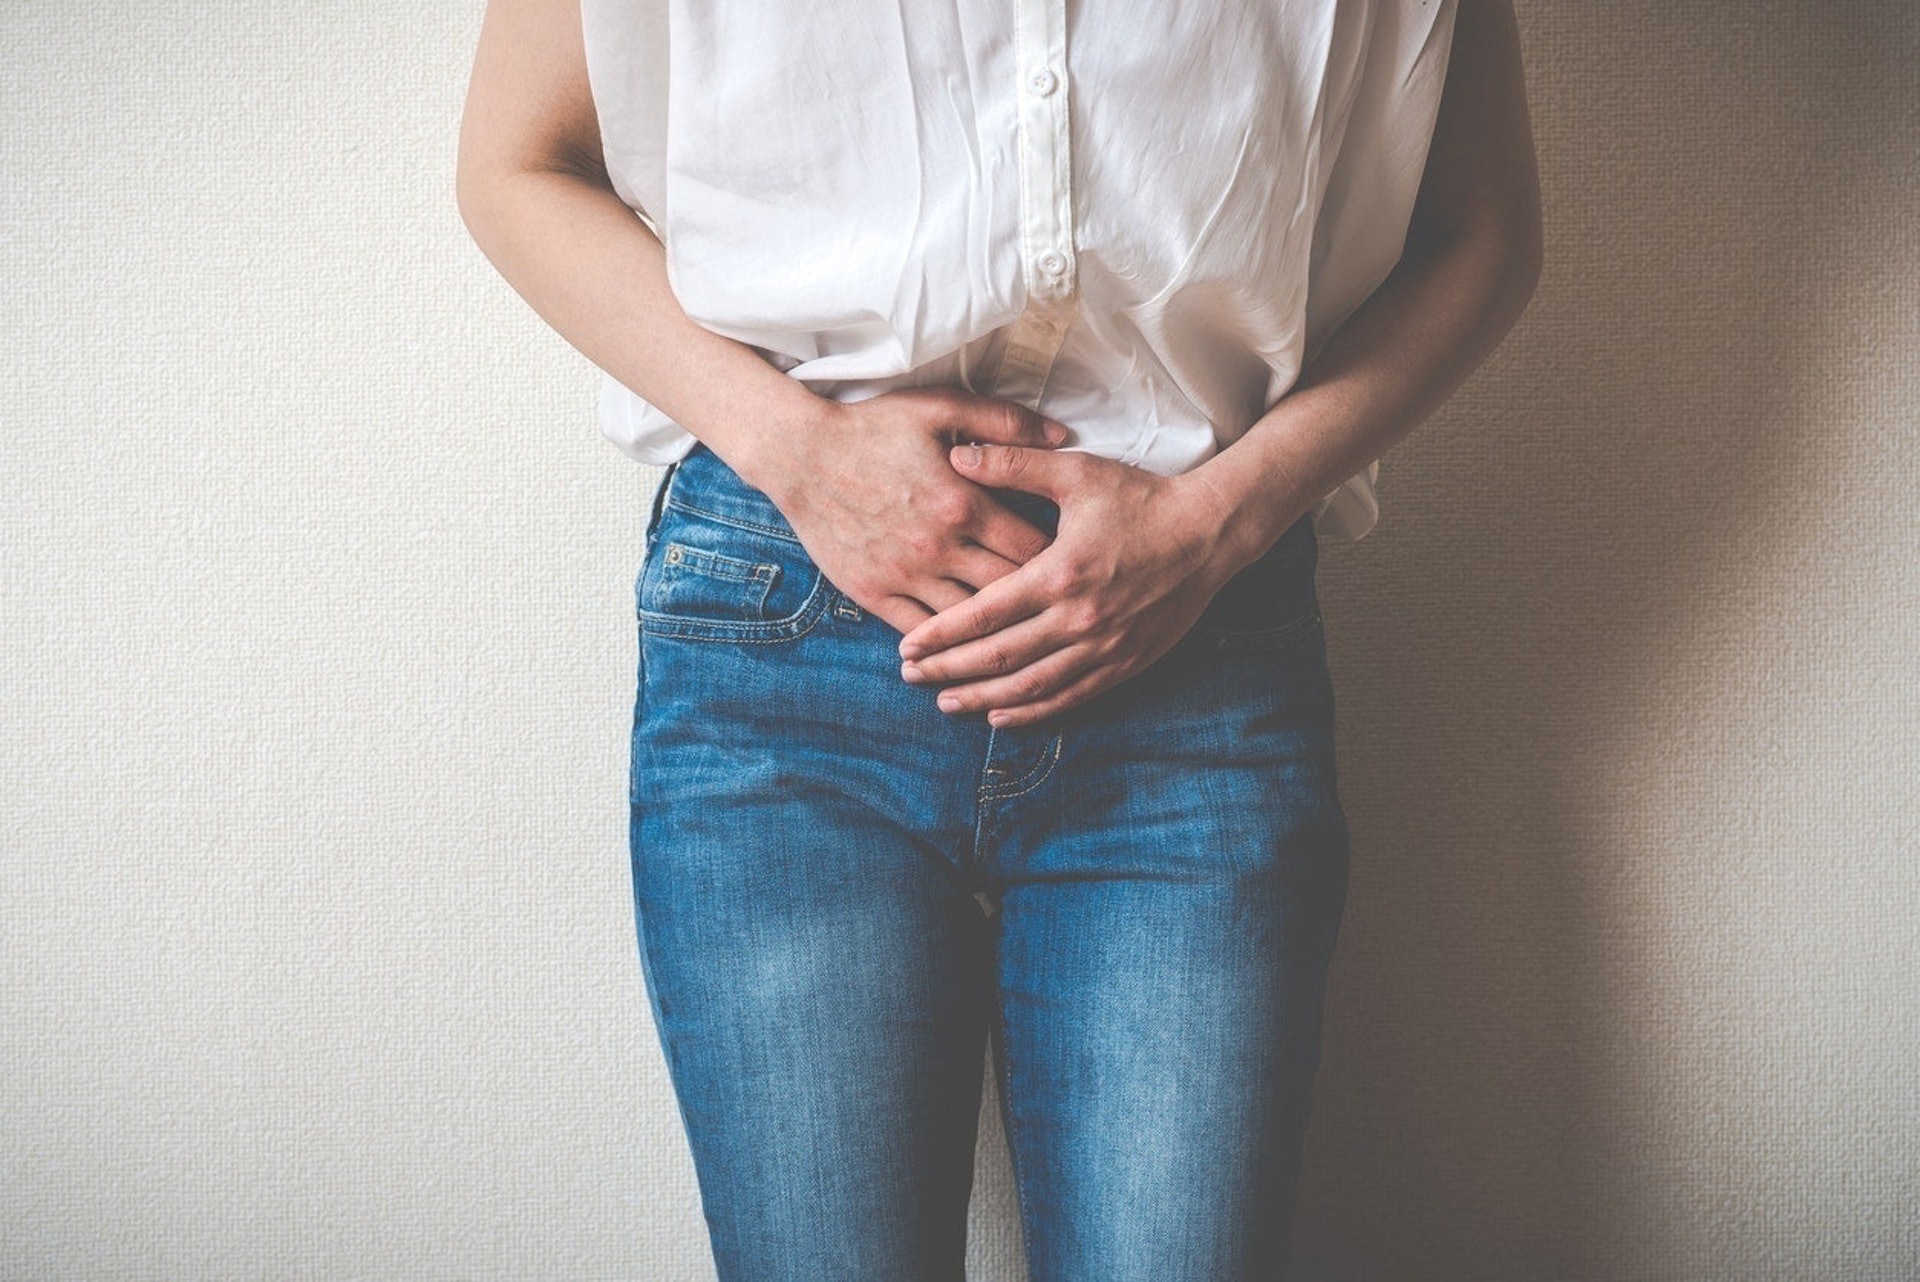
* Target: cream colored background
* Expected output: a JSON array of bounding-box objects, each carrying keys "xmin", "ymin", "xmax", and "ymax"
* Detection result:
[{"xmin": 4, "ymin": 3, "xmax": 1915, "ymax": 1278}]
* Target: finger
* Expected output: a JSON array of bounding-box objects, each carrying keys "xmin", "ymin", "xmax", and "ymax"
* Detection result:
[
  {"xmin": 909, "ymin": 578, "xmax": 974, "ymax": 615},
  {"xmin": 947, "ymin": 392, "xmax": 1072, "ymax": 449},
  {"xmin": 897, "ymin": 554, "xmax": 1057, "ymax": 660},
  {"xmin": 929, "ymin": 643, "xmax": 1094, "ymax": 717},
  {"xmin": 900, "ymin": 608, "xmax": 1062, "ymax": 684},
  {"xmin": 869, "ymin": 596, "xmax": 934, "ymax": 640},
  {"xmin": 950, "ymin": 441, "xmax": 1078, "ymax": 501},
  {"xmin": 942, "ymin": 543, "xmax": 1025, "ymax": 592},
  {"xmin": 979, "ymin": 662, "xmax": 1122, "ymax": 729},
  {"xmin": 969, "ymin": 502, "xmax": 1054, "ymax": 566}
]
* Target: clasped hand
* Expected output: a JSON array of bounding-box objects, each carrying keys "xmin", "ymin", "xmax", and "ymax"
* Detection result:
[
  {"xmin": 753, "ymin": 389, "xmax": 1248, "ymax": 729},
  {"xmin": 898, "ymin": 441, "xmax": 1246, "ymax": 728}
]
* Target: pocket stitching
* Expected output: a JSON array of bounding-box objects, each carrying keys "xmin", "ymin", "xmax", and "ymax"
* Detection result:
[
  {"xmin": 662, "ymin": 495, "xmax": 802, "ymax": 546},
  {"xmin": 638, "ymin": 499, "xmax": 824, "ymax": 642},
  {"xmin": 661, "ymin": 541, "xmax": 780, "ymax": 585},
  {"xmin": 638, "ymin": 568, "xmax": 833, "ymax": 643},
  {"xmin": 650, "ymin": 540, "xmax": 781, "ymax": 621}
]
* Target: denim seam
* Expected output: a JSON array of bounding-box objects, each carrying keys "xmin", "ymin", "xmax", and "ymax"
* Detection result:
[
  {"xmin": 636, "ymin": 615, "xmax": 827, "ymax": 644},
  {"xmin": 628, "ymin": 634, "xmax": 645, "ymax": 805},
  {"xmin": 969, "ymin": 778, "xmax": 994, "ymax": 876},
  {"xmin": 661, "ymin": 541, "xmax": 779, "ymax": 584},
  {"xmin": 978, "ymin": 734, "xmax": 1063, "ymax": 804},
  {"xmin": 636, "ymin": 575, "xmax": 832, "ymax": 643},
  {"xmin": 645, "ymin": 460, "xmax": 680, "ymax": 544},
  {"xmin": 656, "ymin": 548, "xmax": 779, "ymax": 621},
  {"xmin": 988, "ymin": 907, "xmax": 1038, "ymax": 1276},
  {"xmin": 663, "ymin": 496, "xmax": 803, "ymax": 545}
]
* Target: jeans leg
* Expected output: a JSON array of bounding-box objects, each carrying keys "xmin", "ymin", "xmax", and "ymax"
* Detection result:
[
  {"xmin": 631, "ymin": 768, "xmax": 991, "ymax": 1281},
  {"xmin": 985, "ymin": 519, "xmax": 1352, "ymax": 1281},
  {"xmin": 628, "ymin": 444, "xmax": 995, "ymax": 1281}
]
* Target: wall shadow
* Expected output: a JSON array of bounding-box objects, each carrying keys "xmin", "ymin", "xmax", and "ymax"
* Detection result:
[{"xmin": 1290, "ymin": 5, "xmax": 1914, "ymax": 1278}]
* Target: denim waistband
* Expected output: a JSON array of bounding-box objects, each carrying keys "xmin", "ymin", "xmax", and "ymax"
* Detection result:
[
  {"xmin": 656, "ymin": 441, "xmax": 807, "ymax": 544},
  {"xmin": 653, "ymin": 440, "xmax": 1315, "ymax": 595}
]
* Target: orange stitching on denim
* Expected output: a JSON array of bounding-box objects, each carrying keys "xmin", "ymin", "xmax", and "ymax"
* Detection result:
[
  {"xmin": 663, "ymin": 495, "xmax": 803, "ymax": 545},
  {"xmin": 637, "ymin": 571, "xmax": 831, "ymax": 643},
  {"xmin": 978, "ymin": 734, "xmax": 1062, "ymax": 803}
]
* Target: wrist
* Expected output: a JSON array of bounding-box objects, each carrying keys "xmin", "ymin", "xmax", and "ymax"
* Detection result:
[
  {"xmin": 1174, "ymin": 461, "xmax": 1305, "ymax": 582},
  {"xmin": 714, "ymin": 387, "xmax": 848, "ymax": 508}
]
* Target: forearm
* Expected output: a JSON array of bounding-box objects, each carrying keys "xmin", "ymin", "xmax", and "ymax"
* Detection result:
[
  {"xmin": 1191, "ymin": 223, "xmax": 1542, "ymax": 568},
  {"xmin": 455, "ymin": 164, "xmax": 829, "ymax": 494}
]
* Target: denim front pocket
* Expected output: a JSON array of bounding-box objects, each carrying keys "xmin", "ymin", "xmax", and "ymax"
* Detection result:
[
  {"xmin": 652, "ymin": 540, "xmax": 779, "ymax": 619},
  {"xmin": 637, "ymin": 503, "xmax": 831, "ymax": 643}
]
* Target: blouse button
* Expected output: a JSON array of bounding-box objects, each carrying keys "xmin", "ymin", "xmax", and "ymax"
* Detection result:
[
  {"xmin": 1028, "ymin": 66, "xmax": 1059, "ymax": 97},
  {"xmin": 1035, "ymin": 249, "xmax": 1069, "ymax": 278}
]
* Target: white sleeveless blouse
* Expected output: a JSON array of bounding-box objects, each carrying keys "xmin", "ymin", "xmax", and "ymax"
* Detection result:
[{"xmin": 580, "ymin": 0, "xmax": 1457, "ymax": 541}]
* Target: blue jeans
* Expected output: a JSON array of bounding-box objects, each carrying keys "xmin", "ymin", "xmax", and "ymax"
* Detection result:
[{"xmin": 628, "ymin": 442, "xmax": 1351, "ymax": 1281}]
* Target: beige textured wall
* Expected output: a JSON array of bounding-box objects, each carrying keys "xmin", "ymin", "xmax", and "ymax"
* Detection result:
[{"xmin": 3, "ymin": 2, "xmax": 1914, "ymax": 1278}]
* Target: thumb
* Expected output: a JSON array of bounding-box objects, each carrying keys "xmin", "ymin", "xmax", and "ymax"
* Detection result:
[{"xmin": 949, "ymin": 441, "xmax": 1076, "ymax": 498}]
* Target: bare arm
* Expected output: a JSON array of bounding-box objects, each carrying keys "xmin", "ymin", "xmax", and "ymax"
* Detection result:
[
  {"xmin": 898, "ymin": 0, "xmax": 1544, "ymax": 725},
  {"xmin": 454, "ymin": 0, "xmax": 826, "ymax": 486},
  {"xmin": 455, "ymin": 0, "xmax": 1064, "ymax": 635}
]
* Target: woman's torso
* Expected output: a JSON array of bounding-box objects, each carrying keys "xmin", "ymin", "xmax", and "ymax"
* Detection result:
[{"xmin": 582, "ymin": 0, "xmax": 1458, "ymax": 542}]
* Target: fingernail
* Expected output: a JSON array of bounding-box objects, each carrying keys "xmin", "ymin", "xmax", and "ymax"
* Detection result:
[
  {"xmin": 899, "ymin": 641, "xmax": 922, "ymax": 660},
  {"xmin": 937, "ymin": 692, "xmax": 963, "ymax": 712},
  {"xmin": 954, "ymin": 442, "xmax": 983, "ymax": 467},
  {"xmin": 900, "ymin": 661, "xmax": 923, "ymax": 680},
  {"xmin": 1043, "ymin": 421, "xmax": 1069, "ymax": 444},
  {"xmin": 987, "ymin": 710, "xmax": 1010, "ymax": 727}
]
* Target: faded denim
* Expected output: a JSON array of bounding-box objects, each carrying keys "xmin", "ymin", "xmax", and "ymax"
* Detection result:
[{"xmin": 628, "ymin": 441, "xmax": 1351, "ymax": 1281}]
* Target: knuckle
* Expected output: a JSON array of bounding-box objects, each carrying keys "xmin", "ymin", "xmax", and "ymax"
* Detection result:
[
  {"xmin": 1009, "ymin": 671, "xmax": 1049, "ymax": 702},
  {"xmin": 981, "ymin": 646, "xmax": 1015, "ymax": 675},
  {"xmin": 991, "ymin": 400, "xmax": 1020, "ymax": 442},
  {"xmin": 1065, "ymin": 602, "xmax": 1104, "ymax": 635},
  {"xmin": 913, "ymin": 388, "xmax": 960, "ymax": 431},
  {"xmin": 930, "ymin": 488, "xmax": 973, "ymax": 528},
  {"xmin": 1043, "ymin": 561, "xmax": 1085, "ymax": 597},
  {"xmin": 837, "ymin": 567, "xmax": 887, "ymax": 601}
]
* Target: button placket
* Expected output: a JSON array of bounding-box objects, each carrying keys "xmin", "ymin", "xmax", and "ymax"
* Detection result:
[{"xmin": 994, "ymin": 0, "xmax": 1077, "ymax": 411}]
